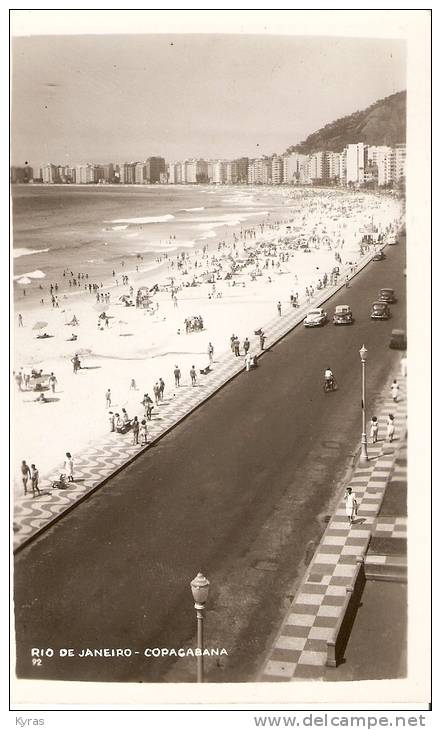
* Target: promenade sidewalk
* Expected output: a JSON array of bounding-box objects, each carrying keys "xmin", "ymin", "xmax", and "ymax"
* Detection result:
[
  {"xmin": 260, "ymin": 365, "xmax": 407, "ymax": 681},
  {"xmin": 12, "ymin": 248, "xmax": 378, "ymax": 552}
]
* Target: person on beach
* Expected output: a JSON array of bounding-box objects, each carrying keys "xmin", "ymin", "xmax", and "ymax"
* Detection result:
[
  {"xmin": 208, "ymin": 343, "xmax": 214, "ymax": 364},
  {"xmin": 130, "ymin": 379, "xmax": 137, "ymax": 391},
  {"xmin": 21, "ymin": 460, "xmax": 31, "ymax": 495},
  {"xmin": 259, "ymin": 332, "xmax": 266, "ymax": 351},
  {"xmin": 142, "ymin": 394, "xmax": 154, "ymax": 420},
  {"xmin": 233, "ymin": 337, "xmax": 240, "ymax": 357},
  {"xmin": 115, "ymin": 413, "xmax": 124, "ymax": 432},
  {"xmin": 108, "ymin": 412, "xmax": 115, "ymax": 432},
  {"xmin": 400, "ymin": 356, "xmax": 407, "ymax": 378},
  {"xmin": 15, "ymin": 371, "xmax": 23, "ymax": 391},
  {"xmin": 243, "ymin": 337, "xmax": 250, "ymax": 354},
  {"xmin": 190, "ymin": 365, "xmax": 197, "ymax": 386},
  {"xmin": 245, "ymin": 352, "xmax": 252, "ymax": 372},
  {"xmin": 132, "ymin": 416, "xmax": 140, "ymax": 445},
  {"xmin": 174, "ymin": 366, "xmax": 181, "ymax": 387},
  {"xmin": 64, "ymin": 452, "xmax": 74, "ymax": 482},
  {"xmin": 49, "ymin": 373, "xmax": 57, "ymax": 393},
  {"xmin": 386, "ymin": 414, "xmax": 395, "ymax": 442},
  {"xmin": 122, "ymin": 408, "xmax": 130, "ymax": 426},
  {"xmin": 105, "ymin": 389, "xmax": 111, "ymax": 408},
  {"xmin": 31, "ymin": 464, "xmax": 41, "ymax": 498},
  {"xmin": 71, "ymin": 355, "xmax": 81, "ymax": 374},
  {"xmin": 140, "ymin": 419, "xmax": 148, "ymax": 445},
  {"xmin": 370, "ymin": 416, "xmax": 379, "ymax": 444},
  {"xmin": 391, "ymin": 379, "xmax": 400, "ymax": 402},
  {"xmin": 18, "ymin": 313, "xmax": 23, "ymax": 327},
  {"xmin": 344, "ymin": 487, "xmax": 358, "ymax": 526},
  {"xmin": 153, "ymin": 382, "xmax": 161, "ymax": 405},
  {"xmin": 159, "ymin": 378, "xmax": 165, "ymax": 401},
  {"xmin": 277, "ymin": 301, "xmax": 282, "ymax": 316}
]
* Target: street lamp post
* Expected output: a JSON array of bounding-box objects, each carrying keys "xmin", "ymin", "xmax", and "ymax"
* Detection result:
[
  {"xmin": 359, "ymin": 345, "xmax": 368, "ymax": 462},
  {"xmin": 190, "ymin": 572, "xmax": 210, "ymax": 683}
]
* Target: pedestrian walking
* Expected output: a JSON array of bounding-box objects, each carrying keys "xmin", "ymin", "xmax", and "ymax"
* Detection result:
[
  {"xmin": 49, "ymin": 372, "xmax": 57, "ymax": 393},
  {"xmin": 64, "ymin": 452, "xmax": 74, "ymax": 482},
  {"xmin": 208, "ymin": 342, "xmax": 214, "ymax": 364},
  {"xmin": 15, "ymin": 371, "xmax": 23, "ymax": 391},
  {"xmin": 132, "ymin": 416, "xmax": 140, "ymax": 445},
  {"xmin": 391, "ymin": 379, "xmax": 400, "ymax": 402},
  {"xmin": 108, "ymin": 412, "xmax": 115, "ymax": 432},
  {"xmin": 259, "ymin": 332, "xmax": 266, "ymax": 351},
  {"xmin": 400, "ymin": 356, "xmax": 407, "ymax": 378},
  {"xmin": 277, "ymin": 301, "xmax": 282, "ymax": 316},
  {"xmin": 386, "ymin": 414, "xmax": 395, "ymax": 442},
  {"xmin": 190, "ymin": 365, "xmax": 197, "ymax": 386},
  {"xmin": 345, "ymin": 274, "xmax": 350, "ymax": 287},
  {"xmin": 233, "ymin": 337, "xmax": 240, "ymax": 357},
  {"xmin": 344, "ymin": 487, "xmax": 358, "ymax": 526},
  {"xmin": 370, "ymin": 416, "xmax": 379, "ymax": 443},
  {"xmin": 18, "ymin": 313, "xmax": 23, "ymax": 327},
  {"xmin": 140, "ymin": 419, "xmax": 148, "ymax": 445},
  {"xmin": 21, "ymin": 460, "xmax": 31, "ymax": 495},
  {"xmin": 130, "ymin": 379, "xmax": 137, "ymax": 390},
  {"xmin": 159, "ymin": 377, "xmax": 165, "ymax": 401},
  {"xmin": 245, "ymin": 352, "xmax": 252, "ymax": 372},
  {"xmin": 30, "ymin": 464, "xmax": 41, "ymax": 497},
  {"xmin": 243, "ymin": 337, "xmax": 250, "ymax": 354},
  {"xmin": 105, "ymin": 389, "xmax": 111, "ymax": 408},
  {"xmin": 122, "ymin": 408, "xmax": 130, "ymax": 426},
  {"xmin": 153, "ymin": 382, "xmax": 161, "ymax": 405},
  {"xmin": 174, "ymin": 366, "xmax": 181, "ymax": 387}
]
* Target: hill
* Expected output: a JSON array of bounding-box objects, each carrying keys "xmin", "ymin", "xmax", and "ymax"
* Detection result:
[{"xmin": 287, "ymin": 91, "xmax": 406, "ymax": 155}]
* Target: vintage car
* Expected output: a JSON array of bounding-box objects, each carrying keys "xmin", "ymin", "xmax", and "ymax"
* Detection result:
[
  {"xmin": 333, "ymin": 304, "xmax": 353, "ymax": 325},
  {"xmin": 378, "ymin": 287, "xmax": 396, "ymax": 303},
  {"xmin": 372, "ymin": 250, "xmax": 385, "ymax": 261},
  {"xmin": 370, "ymin": 301, "xmax": 391, "ymax": 320},
  {"xmin": 389, "ymin": 329, "xmax": 407, "ymax": 350},
  {"xmin": 304, "ymin": 308, "xmax": 328, "ymax": 327}
]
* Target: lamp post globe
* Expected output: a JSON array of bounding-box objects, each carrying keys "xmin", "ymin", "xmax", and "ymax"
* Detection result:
[{"xmin": 190, "ymin": 572, "xmax": 210, "ymax": 683}]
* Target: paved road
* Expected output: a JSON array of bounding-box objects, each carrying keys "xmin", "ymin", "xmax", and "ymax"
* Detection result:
[{"xmin": 14, "ymin": 238, "xmax": 406, "ymax": 684}]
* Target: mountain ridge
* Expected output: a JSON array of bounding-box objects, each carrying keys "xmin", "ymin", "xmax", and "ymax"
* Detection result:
[{"xmin": 286, "ymin": 91, "xmax": 406, "ymax": 155}]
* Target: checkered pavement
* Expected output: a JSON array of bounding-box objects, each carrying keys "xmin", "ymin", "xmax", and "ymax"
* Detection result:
[
  {"xmin": 260, "ymin": 371, "xmax": 407, "ymax": 681},
  {"xmin": 12, "ymin": 248, "xmax": 380, "ymax": 552}
]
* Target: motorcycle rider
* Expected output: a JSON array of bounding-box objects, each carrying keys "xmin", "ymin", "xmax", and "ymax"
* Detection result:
[{"xmin": 324, "ymin": 367, "xmax": 334, "ymax": 390}]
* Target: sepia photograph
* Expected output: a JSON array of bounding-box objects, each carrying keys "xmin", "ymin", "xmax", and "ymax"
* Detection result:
[{"xmin": 9, "ymin": 8, "xmax": 431, "ymax": 711}]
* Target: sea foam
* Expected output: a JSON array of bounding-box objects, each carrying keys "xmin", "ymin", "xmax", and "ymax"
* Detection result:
[
  {"xmin": 107, "ymin": 214, "xmax": 175, "ymax": 225},
  {"xmin": 13, "ymin": 247, "xmax": 50, "ymax": 259}
]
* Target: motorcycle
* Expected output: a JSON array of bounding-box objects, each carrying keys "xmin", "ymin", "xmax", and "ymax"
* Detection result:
[{"xmin": 324, "ymin": 376, "xmax": 337, "ymax": 392}]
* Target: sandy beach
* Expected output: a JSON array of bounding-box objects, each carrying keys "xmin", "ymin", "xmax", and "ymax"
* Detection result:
[{"xmin": 12, "ymin": 186, "xmax": 403, "ymax": 494}]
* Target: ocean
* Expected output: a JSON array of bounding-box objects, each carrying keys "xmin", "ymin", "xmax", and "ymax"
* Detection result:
[{"xmin": 12, "ymin": 185, "xmax": 282, "ymax": 298}]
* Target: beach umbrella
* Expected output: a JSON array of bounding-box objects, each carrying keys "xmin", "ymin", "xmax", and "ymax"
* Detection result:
[
  {"xmin": 32, "ymin": 321, "xmax": 48, "ymax": 331},
  {"xmin": 17, "ymin": 276, "xmax": 32, "ymax": 285}
]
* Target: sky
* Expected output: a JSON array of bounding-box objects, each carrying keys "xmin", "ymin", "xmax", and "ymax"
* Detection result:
[{"xmin": 11, "ymin": 33, "xmax": 406, "ymax": 169}]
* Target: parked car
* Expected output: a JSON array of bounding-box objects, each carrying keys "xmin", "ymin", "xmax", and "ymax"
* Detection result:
[
  {"xmin": 333, "ymin": 304, "xmax": 353, "ymax": 325},
  {"xmin": 389, "ymin": 329, "xmax": 407, "ymax": 350},
  {"xmin": 304, "ymin": 308, "xmax": 328, "ymax": 327},
  {"xmin": 371, "ymin": 301, "xmax": 391, "ymax": 320},
  {"xmin": 372, "ymin": 250, "xmax": 385, "ymax": 261},
  {"xmin": 387, "ymin": 236, "xmax": 399, "ymax": 245},
  {"xmin": 378, "ymin": 288, "xmax": 396, "ymax": 303}
]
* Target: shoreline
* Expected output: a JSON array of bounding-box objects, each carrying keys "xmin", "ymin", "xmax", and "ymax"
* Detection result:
[{"xmin": 12, "ymin": 187, "xmax": 404, "ymax": 493}]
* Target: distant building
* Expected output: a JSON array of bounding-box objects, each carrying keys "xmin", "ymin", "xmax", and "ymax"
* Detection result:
[
  {"xmin": 212, "ymin": 160, "xmax": 227, "ymax": 184},
  {"xmin": 146, "ymin": 157, "xmax": 166, "ymax": 183},
  {"xmin": 345, "ymin": 143, "xmax": 367, "ymax": 186},
  {"xmin": 42, "ymin": 163, "xmax": 58, "ymax": 184},
  {"xmin": 283, "ymin": 153, "xmax": 308, "ymax": 184},
  {"xmin": 248, "ymin": 157, "xmax": 272, "ymax": 185},
  {"xmin": 271, "ymin": 155, "xmax": 284, "ymax": 185},
  {"xmin": 135, "ymin": 162, "xmax": 147, "ymax": 184},
  {"xmin": 118, "ymin": 163, "xmax": 136, "ymax": 184},
  {"xmin": 10, "ymin": 165, "xmax": 34, "ymax": 183}
]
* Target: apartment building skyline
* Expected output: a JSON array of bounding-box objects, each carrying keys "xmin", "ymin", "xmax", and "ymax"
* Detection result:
[{"xmin": 14, "ymin": 142, "xmax": 405, "ymax": 189}]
